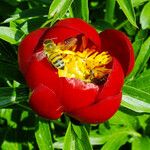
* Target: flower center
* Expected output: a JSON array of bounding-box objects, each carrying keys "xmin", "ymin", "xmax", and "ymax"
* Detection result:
[{"xmin": 43, "ymin": 37, "xmax": 112, "ymax": 85}]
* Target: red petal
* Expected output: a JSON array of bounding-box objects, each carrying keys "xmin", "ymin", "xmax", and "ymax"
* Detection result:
[
  {"xmin": 98, "ymin": 58, "xmax": 124, "ymax": 99},
  {"xmin": 25, "ymin": 56, "xmax": 60, "ymax": 94},
  {"xmin": 99, "ymin": 29, "xmax": 134, "ymax": 76},
  {"xmin": 60, "ymin": 78, "xmax": 99, "ymax": 112},
  {"xmin": 29, "ymin": 84, "xmax": 63, "ymax": 119},
  {"xmin": 47, "ymin": 18, "xmax": 101, "ymax": 49},
  {"xmin": 69, "ymin": 92, "xmax": 122, "ymax": 124},
  {"xmin": 18, "ymin": 28, "xmax": 48, "ymax": 74}
]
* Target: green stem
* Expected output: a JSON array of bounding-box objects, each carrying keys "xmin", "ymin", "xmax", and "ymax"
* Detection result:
[{"xmin": 104, "ymin": 0, "xmax": 116, "ymax": 24}]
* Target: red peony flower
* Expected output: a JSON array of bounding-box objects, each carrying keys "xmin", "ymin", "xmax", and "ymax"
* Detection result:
[{"xmin": 18, "ymin": 18, "xmax": 134, "ymax": 124}]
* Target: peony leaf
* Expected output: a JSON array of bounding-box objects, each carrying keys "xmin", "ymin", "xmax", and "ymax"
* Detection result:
[
  {"xmin": 140, "ymin": 1, "xmax": 150, "ymax": 29},
  {"xmin": 35, "ymin": 118, "xmax": 54, "ymax": 150},
  {"xmin": 71, "ymin": 0, "xmax": 89, "ymax": 22},
  {"xmin": 127, "ymin": 37, "xmax": 150, "ymax": 80},
  {"xmin": 132, "ymin": 136, "xmax": 150, "ymax": 150},
  {"xmin": 0, "ymin": 27, "xmax": 25, "ymax": 44},
  {"xmin": 63, "ymin": 122, "xmax": 92, "ymax": 150},
  {"xmin": 122, "ymin": 70, "xmax": 150, "ymax": 113},
  {"xmin": 48, "ymin": 0, "xmax": 73, "ymax": 25},
  {"xmin": 132, "ymin": 0, "xmax": 149, "ymax": 7},
  {"xmin": 0, "ymin": 87, "xmax": 29, "ymax": 108},
  {"xmin": 117, "ymin": 0, "xmax": 137, "ymax": 27},
  {"xmin": 101, "ymin": 133, "xmax": 129, "ymax": 150}
]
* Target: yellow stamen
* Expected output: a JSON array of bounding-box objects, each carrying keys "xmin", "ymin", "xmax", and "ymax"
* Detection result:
[{"xmin": 43, "ymin": 38, "xmax": 112, "ymax": 84}]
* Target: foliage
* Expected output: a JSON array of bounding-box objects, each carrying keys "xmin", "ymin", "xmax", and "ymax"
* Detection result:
[{"xmin": 0, "ymin": 0, "xmax": 150, "ymax": 149}]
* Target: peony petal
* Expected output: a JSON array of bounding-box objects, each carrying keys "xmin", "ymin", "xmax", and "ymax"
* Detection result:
[
  {"xmin": 60, "ymin": 78, "xmax": 99, "ymax": 112},
  {"xmin": 43, "ymin": 26, "xmax": 83, "ymax": 44},
  {"xmin": 98, "ymin": 57, "xmax": 124, "ymax": 99},
  {"xmin": 29, "ymin": 84, "xmax": 63, "ymax": 119},
  {"xmin": 99, "ymin": 29, "xmax": 134, "ymax": 76},
  {"xmin": 18, "ymin": 28, "xmax": 48, "ymax": 74},
  {"xmin": 53, "ymin": 18, "xmax": 101, "ymax": 49},
  {"xmin": 69, "ymin": 92, "xmax": 122, "ymax": 124},
  {"xmin": 25, "ymin": 56, "xmax": 60, "ymax": 94}
]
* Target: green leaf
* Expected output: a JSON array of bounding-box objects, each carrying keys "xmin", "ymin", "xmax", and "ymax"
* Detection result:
[
  {"xmin": 127, "ymin": 37, "xmax": 150, "ymax": 80},
  {"xmin": 101, "ymin": 133, "xmax": 129, "ymax": 150},
  {"xmin": 122, "ymin": 85, "xmax": 150, "ymax": 113},
  {"xmin": 89, "ymin": 131, "xmax": 109, "ymax": 145},
  {"xmin": 71, "ymin": 0, "xmax": 89, "ymax": 22},
  {"xmin": 0, "ymin": 87, "xmax": 29, "ymax": 108},
  {"xmin": 132, "ymin": 29, "xmax": 148, "ymax": 58},
  {"xmin": 48, "ymin": 0, "xmax": 73, "ymax": 26},
  {"xmin": 123, "ymin": 70, "xmax": 150, "ymax": 113},
  {"xmin": 116, "ymin": 0, "xmax": 137, "ymax": 27},
  {"xmin": 109, "ymin": 110, "xmax": 139, "ymax": 129},
  {"xmin": 0, "ymin": 27, "xmax": 25, "ymax": 44},
  {"xmin": 132, "ymin": 0, "xmax": 149, "ymax": 7},
  {"xmin": 132, "ymin": 136, "xmax": 150, "ymax": 150},
  {"xmin": 35, "ymin": 118, "xmax": 54, "ymax": 150},
  {"xmin": 140, "ymin": 1, "xmax": 150, "ymax": 29},
  {"xmin": 104, "ymin": 0, "xmax": 116, "ymax": 24},
  {"xmin": 63, "ymin": 122, "xmax": 92, "ymax": 150},
  {"xmin": 3, "ymin": 7, "xmax": 48, "ymax": 23}
]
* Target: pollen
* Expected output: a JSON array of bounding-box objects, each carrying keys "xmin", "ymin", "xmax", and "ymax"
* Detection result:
[{"xmin": 43, "ymin": 38, "xmax": 112, "ymax": 85}]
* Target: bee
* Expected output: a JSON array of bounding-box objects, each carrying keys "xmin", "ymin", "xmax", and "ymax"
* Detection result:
[
  {"xmin": 91, "ymin": 73, "xmax": 109, "ymax": 85},
  {"xmin": 43, "ymin": 38, "xmax": 77, "ymax": 70}
]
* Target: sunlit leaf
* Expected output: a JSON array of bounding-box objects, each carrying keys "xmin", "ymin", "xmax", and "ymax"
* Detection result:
[
  {"xmin": 132, "ymin": 0, "xmax": 149, "ymax": 7},
  {"xmin": 117, "ymin": 0, "xmax": 137, "ymax": 27},
  {"xmin": 35, "ymin": 118, "xmax": 54, "ymax": 150},
  {"xmin": 140, "ymin": 1, "xmax": 150, "ymax": 29},
  {"xmin": 127, "ymin": 37, "xmax": 150, "ymax": 80},
  {"xmin": 0, "ymin": 27, "xmax": 25, "ymax": 44},
  {"xmin": 122, "ymin": 85, "xmax": 150, "ymax": 113},
  {"xmin": 101, "ymin": 133, "xmax": 128, "ymax": 150},
  {"xmin": 63, "ymin": 122, "xmax": 92, "ymax": 150},
  {"xmin": 0, "ymin": 87, "xmax": 29, "ymax": 108},
  {"xmin": 48, "ymin": 0, "xmax": 73, "ymax": 26},
  {"xmin": 132, "ymin": 136, "xmax": 150, "ymax": 150}
]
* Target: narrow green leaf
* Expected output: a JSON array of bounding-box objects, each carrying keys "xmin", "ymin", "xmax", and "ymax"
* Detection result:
[
  {"xmin": 104, "ymin": 0, "xmax": 116, "ymax": 24},
  {"xmin": 132, "ymin": 29, "xmax": 148, "ymax": 58},
  {"xmin": 3, "ymin": 7, "xmax": 48, "ymax": 23},
  {"xmin": 63, "ymin": 122, "xmax": 92, "ymax": 150},
  {"xmin": 122, "ymin": 85, "xmax": 150, "ymax": 113},
  {"xmin": 123, "ymin": 69, "xmax": 150, "ymax": 113},
  {"xmin": 132, "ymin": 39, "xmax": 143, "ymax": 58},
  {"xmin": 117, "ymin": 0, "xmax": 137, "ymax": 27},
  {"xmin": 132, "ymin": 136, "xmax": 150, "ymax": 150},
  {"xmin": 71, "ymin": 0, "xmax": 89, "ymax": 22},
  {"xmin": 89, "ymin": 131, "xmax": 109, "ymax": 145},
  {"xmin": 0, "ymin": 87, "xmax": 29, "ymax": 108},
  {"xmin": 1, "ymin": 141, "xmax": 22, "ymax": 150},
  {"xmin": 0, "ymin": 27, "xmax": 25, "ymax": 44},
  {"xmin": 48, "ymin": 0, "xmax": 73, "ymax": 26},
  {"xmin": 101, "ymin": 133, "xmax": 129, "ymax": 150},
  {"xmin": 109, "ymin": 110, "xmax": 139, "ymax": 129},
  {"xmin": 35, "ymin": 118, "xmax": 54, "ymax": 150},
  {"xmin": 132, "ymin": 0, "xmax": 149, "ymax": 7},
  {"xmin": 81, "ymin": 0, "xmax": 89, "ymax": 22},
  {"xmin": 127, "ymin": 37, "xmax": 150, "ymax": 80},
  {"xmin": 140, "ymin": 1, "xmax": 150, "ymax": 29}
]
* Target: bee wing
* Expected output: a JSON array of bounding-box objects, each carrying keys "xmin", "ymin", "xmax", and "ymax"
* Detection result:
[{"xmin": 35, "ymin": 51, "xmax": 46, "ymax": 61}]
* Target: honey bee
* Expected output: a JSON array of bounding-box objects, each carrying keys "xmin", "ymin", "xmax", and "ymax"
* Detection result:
[
  {"xmin": 91, "ymin": 73, "xmax": 109, "ymax": 85},
  {"xmin": 83, "ymin": 50, "xmax": 112, "ymax": 85},
  {"xmin": 43, "ymin": 38, "xmax": 77, "ymax": 70}
]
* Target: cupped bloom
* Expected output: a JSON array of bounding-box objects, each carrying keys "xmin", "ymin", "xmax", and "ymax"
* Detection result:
[{"xmin": 18, "ymin": 18, "xmax": 134, "ymax": 124}]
